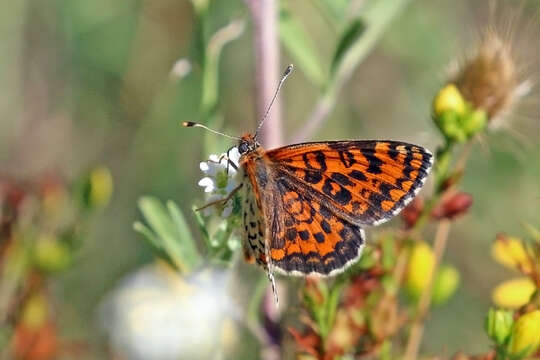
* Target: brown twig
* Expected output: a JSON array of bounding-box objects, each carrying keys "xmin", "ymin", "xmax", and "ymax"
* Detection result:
[
  {"xmin": 404, "ymin": 219, "xmax": 452, "ymax": 360},
  {"xmin": 245, "ymin": 0, "xmax": 283, "ymax": 148}
]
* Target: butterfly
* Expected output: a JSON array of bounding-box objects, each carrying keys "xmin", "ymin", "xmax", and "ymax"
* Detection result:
[
  {"xmin": 185, "ymin": 66, "xmax": 433, "ymax": 281},
  {"xmin": 236, "ymin": 135, "xmax": 433, "ymax": 277}
]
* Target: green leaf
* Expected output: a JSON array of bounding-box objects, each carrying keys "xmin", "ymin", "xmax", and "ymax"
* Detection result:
[
  {"xmin": 133, "ymin": 221, "xmax": 161, "ymax": 250},
  {"xmin": 133, "ymin": 221, "xmax": 182, "ymax": 268},
  {"xmin": 330, "ymin": 19, "xmax": 366, "ymax": 74},
  {"xmin": 167, "ymin": 200, "xmax": 201, "ymax": 267},
  {"xmin": 326, "ymin": 281, "xmax": 344, "ymax": 337},
  {"xmin": 279, "ymin": 8, "xmax": 325, "ymax": 87},
  {"xmin": 315, "ymin": 0, "xmax": 351, "ymax": 20},
  {"xmin": 136, "ymin": 197, "xmax": 200, "ymax": 272},
  {"xmin": 192, "ymin": 205, "xmax": 212, "ymax": 250}
]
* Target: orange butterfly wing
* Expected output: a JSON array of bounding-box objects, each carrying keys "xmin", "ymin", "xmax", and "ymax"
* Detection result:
[
  {"xmin": 267, "ymin": 175, "xmax": 367, "ymax": 275},
  {"xmin": 242, "ymin": 140, "xmax": 433, "ymax": 275},
  {"xmin": 265, "ymin": 140, "xmax": 433, "ymax": 225}
]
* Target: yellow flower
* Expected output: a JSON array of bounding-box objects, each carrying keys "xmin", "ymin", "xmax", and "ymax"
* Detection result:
[
  {"xmin": 433, "ymin": 84, "xmax": 467, "ymax": 117},
  {"xmin": 507, "ymin": 310, "xmax": 540, "ymax": 357},
  {"xmin": 492, "ymin": 277, "xmax": 536, "ymax": 309},
  {"xmin": 406, "ymin": 241, "xmax": 435, "ymax": 298},
  {"xmin": 89, "ymin": 166, "xmax": 113, "ymax": 207},
  {"xmin": 492, "ymin": 236, "xmax": 533, "ymax": 273}
]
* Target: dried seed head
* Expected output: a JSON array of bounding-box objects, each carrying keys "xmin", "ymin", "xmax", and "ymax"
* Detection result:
[{"xmin": 452, "ymin": 31, "xmax": 520, "ymax": 121}]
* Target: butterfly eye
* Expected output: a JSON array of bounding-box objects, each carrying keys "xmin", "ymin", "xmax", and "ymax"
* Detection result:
[{"xmin": 238, "ymin": 142, "xmax": 250, "ymax": 154}]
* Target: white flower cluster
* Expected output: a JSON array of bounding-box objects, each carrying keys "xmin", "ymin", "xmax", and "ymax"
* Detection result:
[
  {"xmin": 198, "ymin": 147, "xmax": 241, "ymax": 218},
  {"xmin": 99, "ymin": 263, "xmax": 237, "ymax": 360}
]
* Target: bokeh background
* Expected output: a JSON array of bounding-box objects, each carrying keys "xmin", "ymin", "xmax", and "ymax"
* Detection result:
[{"xmin": 1, "ymin": 0, "xmax": 539, "ymax": 358}]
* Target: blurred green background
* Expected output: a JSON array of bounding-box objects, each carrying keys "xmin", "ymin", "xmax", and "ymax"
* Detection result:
[{"xmin": 1, "ymin": 0, "xmax": 539, "ymax": 358}]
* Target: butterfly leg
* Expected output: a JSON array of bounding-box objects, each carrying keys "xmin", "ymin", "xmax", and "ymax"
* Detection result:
[
  {"xmin": 195, "ymin": 183, "xmax": 243, "ymax": 212},
  {"xmin": 225, "ymin": 148, "xmax": 238, "ymax": 175},
  {"xmin": 207, "ymin": 150, "xmax": 239, "ymax": 175}
]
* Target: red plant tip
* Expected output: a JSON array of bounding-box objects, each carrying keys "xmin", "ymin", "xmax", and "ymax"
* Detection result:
[
  {"xmin": 288, "ymin": 327, "xmax": 320, "ymax": 357},
  {"xmin": 431, "ymin": 192, "xmax": 473, "ymax": 220},
  {"xmin": 401, "ymin": 197, "xmax": 424, "ymax": 229},
  {"xmin": 0, "ymin": 182, "xmax": 26, "ymax": 210}
]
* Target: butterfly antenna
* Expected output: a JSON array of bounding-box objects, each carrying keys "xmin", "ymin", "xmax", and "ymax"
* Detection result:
[
  {"xmin": 182, "ymin": 121, "xmax": 241, "ymax": 140},
  {"xmin": 253, "ymin": 64, "xmax": 294, "ymax": 140}
]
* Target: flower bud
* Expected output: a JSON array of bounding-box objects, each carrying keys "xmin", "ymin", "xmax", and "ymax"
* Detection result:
[
  {"xmin": 432, "ymin": 264, "xmax": 460, "ymax": 305},
  {"xmin": 34, "ymin": 236, "xmax": 72, "ymax": 272},
  {"xmin": 492, "ymin": 235, "xmax": 533, "ymax": 273},
  {"xmin": 492, "ymin": 277, "xmax": 535, "ymax": 309},
  {"xmin": 88, "ymin": 166, "xmax": 113, "ymax": 208},
  {"xmin": 431, "ymin": 192, "xmax": 473, "ymax": 220},
  {"xmin": 435, "ymin": 110, "xmax": 468, "ymax": 143},
  {"xmin": 485, "ymin": 308, "xmax": 514, "ymax": 346},
  {"xmin": 433, "ymin": 84, "xmax": 467, "ymax": 117},
  {"xmin": 507, "ymin": 310, "xmax": 540, "ymax": 357},
  {"xmin": 406, "ymin": 241, "xmax": 435, "ymax": 299},
  {"xmin": 462, "ymin": 109, "xmax": 487, "ymax": 137},
  {"xmin": 21, "ymin": 293, "xmax": 49, "ymax": 329}
]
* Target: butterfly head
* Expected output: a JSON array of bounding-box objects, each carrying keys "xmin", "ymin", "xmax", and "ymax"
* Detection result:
[{"xmin": 238, "ymin": 133, "xmax": 260, "ymax": 155}]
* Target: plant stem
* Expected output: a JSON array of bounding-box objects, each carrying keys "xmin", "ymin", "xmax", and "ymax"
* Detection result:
[
  {"xmin": 291, "ymin": 0, "xmax": 411, "ymax": 143},
  {"xmin": 246, "ymin": 0, "xmax": 283, "ymax": 148},
  {"xmin": 404, "ymin": 219, "xmax": 451, "ymax": 360}
]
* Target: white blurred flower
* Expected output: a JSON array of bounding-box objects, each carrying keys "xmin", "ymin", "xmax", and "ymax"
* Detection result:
[
  {"xmin": 198, "ymin": 147, "xmax": 240, "ymax": 217},
  {"xmin": 98, "ymin": 263, "xmax": 238, "ymax": 360}
]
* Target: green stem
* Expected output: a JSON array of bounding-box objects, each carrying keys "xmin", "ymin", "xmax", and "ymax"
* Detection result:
[{"xmin": 292, "ymin": 0, "xmax": 411, "ymax": 142}]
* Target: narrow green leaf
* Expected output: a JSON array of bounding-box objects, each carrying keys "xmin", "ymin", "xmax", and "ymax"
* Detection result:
[
  {"xmin": 133, "ymin": 221, "xmax": 179, "ymax": 268},
  {"xmin": 138, "ymin": 197, "xmax": 175, "ymax": 242},
  {"xmin": 166, "ymin": 201, "xmax": 193, "ymax": 240},
  {"xmin": 137, "ymin": 197, "xmax": 186, "ymax": 271},
  {"xmin": 192, "ymin": 205, "xmax": 212, "ymax": 250},
  {"xmin": 279, "ymin": 9, "xmax": 325, "ymax": 87},
  {"xmin": 167, "ymin": 200, "xmax": 201, "ymax": 268},
  {"xmin": 330, "ymin": 19, "xmax": 366, "ymax": 74},
  {"xmin": 133, "ymin": 221, "xmax": 161, "ymax": 250},
  {"xmin": 326, "ymin": 281, "xmax": 344, "ymax": 337},
  {"xmin": 316, "ymin": 0, "xmax": 351, "ymax": 20}
]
